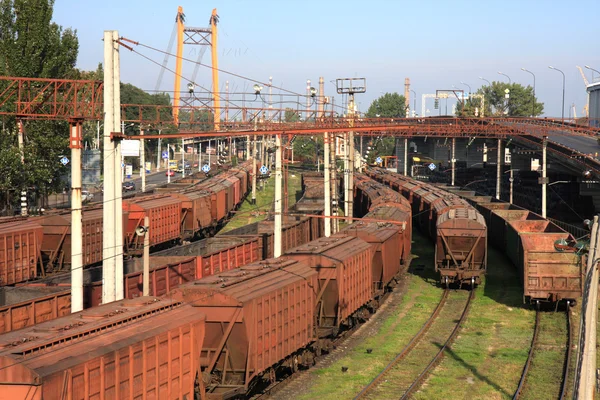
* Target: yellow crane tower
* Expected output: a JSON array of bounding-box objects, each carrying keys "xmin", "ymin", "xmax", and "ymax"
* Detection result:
[{"xmin": 576, "ymin": 65, "xmax": 590, "ymax": 117}]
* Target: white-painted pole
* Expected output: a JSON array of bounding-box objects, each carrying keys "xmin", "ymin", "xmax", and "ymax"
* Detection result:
[
  {"xmin": 496, "ymin": 138, "xmax": 502, "ymax": 200},
  {"xmin": 451, "ymin": 138, "xmax": 456, "ymax": 186},
  {"xmin": 208, "ymin": 139, "xmax": 211, "ymax": 166},
  {"xmin": 324, "ymin": 132, "xmax": 331, "ymax": 237},
  {"xmin": 142, "ymin": 216, "xmax": 150, "ymax": 297},
  {"xmin": 331, "ymin": 134, "xmax": 338, "ymax": 233},
  {"xmin": 274, "ymin": 134, "xmax": 283, "ymax": 257},
  {"xmin": 113, "ymin": 30, "xmax": 124, "ymax": 302},
  {"xmin": 509, "ymin": 169, "xmax": 514, "ymax": 204},
  {"xmin": 70, "ymin": 121, "xmax": 83, "ymax": 312},
  {"xmin": 167, "ymin": 144, "xmax": 171, "ymax": 184},
  {"xmin": 246, "ymin": 135, "xmax": 251, "ymax": 161},
  {"xmin": 17, "ymin": 120, "xmax": 27, "ymax": 216},
  {"xmin": 181, "ymin": 138, "xmax": 185, "ymax": 178},
  {"xmin": 156, "ymin": 129, "xmax": 161, "ymax": 172},
  {"xmin": 542, "ymin": 137, "xmax": 547, "ymax": 218},
  {"xmin": 344, "ymin": 132, "xmax": 349, "ymax": 221},
  {"xmin": 404, "ymin": 138, "xmax": 408, "ymax": 176},
  {"xmin": 140, "ymin": 127, "xmax": 146, "ymax": 192},
  {"xmin": 251, "ymin": 138, "xmax": 257, "ymax": 204},
  {"xmin": 102, "ymin": 31, "xmax": 116, "ymax": 304},
  {"xmin": 347, "ymin": 93, "xmax": 355, "ymax": 223}
]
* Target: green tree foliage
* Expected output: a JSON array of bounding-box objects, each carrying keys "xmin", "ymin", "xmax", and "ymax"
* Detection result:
[
  {"xmin": 457, "ymin": 82, "xmax": 544, "ymax": 117},
  {"xmin": 292, "ymin": 136, "xmax": 324, "ymax": 166},
  {"xmin": 365, "ymin": 92, "xmax": 407, "ymax": 118},
  {"xmin": 284, "ymin": 108, "xmax": 300, "ymax": 122},
  {"xmin": 0, "ymin": 0, "xmax": 79, "ymax": 210}
]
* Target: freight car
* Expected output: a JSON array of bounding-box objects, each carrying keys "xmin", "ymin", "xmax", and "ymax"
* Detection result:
[
  {"xmin": 0, "ymin": 297, "xmax": 206, "ymax": 400},
  {"xmin": 454, "ymin": 195, "xmax": 583, "ymax": 303},
  {"xmin": 366, "ymin": 168, "xmax": 487, "ymax": 287},
  {"xmin": 0, "ymin": 236, "xmax": 262, "ymax": 334},
  {"xmin": 0, "ymin": 161, "xmax": 254, "ymax": 286}
]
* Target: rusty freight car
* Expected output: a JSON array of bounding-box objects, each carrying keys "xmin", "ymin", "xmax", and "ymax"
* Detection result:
[
  {"xmin": 0, "ymin": 297, "xmax": 206, "ymax": 400},
  {"xmin": 366, "ymin": 168, "xmax": 487, "ymax": 287},
  {"xmin": 0, "ymin": 220, "xmax": 43, "ymax": 286}
]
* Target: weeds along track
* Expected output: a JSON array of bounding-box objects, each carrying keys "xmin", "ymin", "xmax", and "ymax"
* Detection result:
[
  {"xmin": 515, "ymin": 306, "xmax": 573, "ymax": 400},
  {"xmin": 355, "ymin": 289, "xmax": 474, "ymax": 400}
]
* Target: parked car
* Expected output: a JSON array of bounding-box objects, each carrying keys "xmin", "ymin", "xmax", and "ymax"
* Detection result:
[
  {"xmin": 166, "ymin": 170, "xmax": 175, "ymax": 177},
  {"xmin": 82, "ymin": 190, "xmax": 94, "ymax": 203},
  {"xmin": 123, "ymin": 181, "xmax": 136, "ymax": 191}
]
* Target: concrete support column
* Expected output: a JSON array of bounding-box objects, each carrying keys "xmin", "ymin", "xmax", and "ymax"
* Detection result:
[
  {"xmin": 344, "ymin": 132, "xmax": 350, "ymax": 220},
  {"xmin": 17, "ymin": 120, "xmax": 27, "ymax": 216},
  {"xmin": 142, "ymin": 216, "xmax": 150, "ymax": 297},
  {"xmin": 274, "ymin": 134, "xmax": 282, "ymax": 258},
  {"xmin": 347, "ymin": 130, "xmax": 354, "ymax": 223},
  {"xmin": 69, "ymin": 120, "xmax": 83, "ymax": 313},
  {"xmin": 542, "ymin": 137, "xmax": 547, "ymax": 218},
  {"xmin": 404, "ymin": 138, "xmax": 408, "ymax": 176},
  {"xmin": 140, "ymin": 128, "xmax": 146, "ymax": 192},
  {"xmin": 451, "ymin": 138, "xmax": 456, "ymax": 186},
  {"xmin": 330, "ymin": 136, "xmax": 338, "ymax": 233},
  {"xmin": 252, "ymin": 138, "xmax": 257, "ymax": 204},
  {"xmin": 112, "ymin": 30, "xmax": 124, "ymax": 302},
  {"xmin": 102, "ymin": 31, "xmax": 117, "ymax": 304},
  {"xmin": 324, "ymin": 132, "xmax": 331, "ymax": 237},
  {"xmin": 496, "ymin": 138, "xmax": 502, "ymax": 200}
]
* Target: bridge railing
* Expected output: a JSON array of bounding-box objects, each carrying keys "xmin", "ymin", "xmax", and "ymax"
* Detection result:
[{"xmin": 549, "ymin": 218, "xmax": 589, "ymax": 239}]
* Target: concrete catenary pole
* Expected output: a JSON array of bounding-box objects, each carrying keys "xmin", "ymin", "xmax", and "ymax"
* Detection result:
[
  {"xmin": 451, "ymin": 138, "xmax": 456, "ymax": 186},
  {"xmin": 274, "ymin": 134, "xmax": 283, "ymax": 257},
  {"xmin": 346, "ymin": 94, "xmax": 355, "ymax": 223},
  {"xmin": 509, "ymin": 169, "xmax": 514, "ymax": 204},
  {"xmin": 142, "ymin": 216, "xmax": 150, "ymax": 296},
  {"xmin": 496, "ymin": 138, "xmax": 502, "ymax": 200},
  {"xmin": 542, "ymin": 136, "xmax": 547, "ymax": 218},
  {"xmin": 17, "ymin": 120, "xmax": 27, "ymax": 216},
  {"xmin": 181, "ymin": 138, "xmax": 185, "ymax": 178},
  {"xmin": 251, "ymin": 138, "xmax": 257, "ymax": 204},
  {"xmin": 102, "ymin": 31, "xmax": 116, "ymax": 304},
  {"xmin": 404, "ymin": 138, "xmax": 408, "ymax": 176},
  {"xmin": 167, "ymin": 144, "xmax": 171, "ymax": 184},
  {"xmin": 306, "ymin": 80, "xmax": 311, "ymax": 121},
  {"xmin": 575, "ymin": 216, "xmax": 599, "ymax": 400},
  {"xmin": 156, "ymin": 129, "xmax": 161, "ymax": 172},
  {"xmin": 70, "ymin": 120, "xmax": 84, "ymax": 312},
  {"xmin": 140, "ymin": 127, "xmax": 146, "ymax": 192},
  {"xmin": 331, "ymin": 131, "xmax": 338, "ymax": 233},
  {"xmin": 320, "ymin": 77, "xmax": 331, "ymax": 237},
  {"xmin": 112, "ymin": 30, "xmax": 124, "ymax": 301}
]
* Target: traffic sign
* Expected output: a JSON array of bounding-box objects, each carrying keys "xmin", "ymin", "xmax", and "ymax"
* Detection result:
[
  {"xmin": 260, "ymin": 165, "xmax": 269, "ymax": 175},
  {"xmin": 428, "ymin": 163, "xmax": 437, "ymax": 171},
  {"xmin": 202, "ymin": 164, "xmax": 211, "ymax": 173},
  {"xmin": 60, "ymin": 156, "xmax": 69, "ymax": 166},
  {"xmin": 376, "ymin": 157, "xmax": 383, "ymax": 164},
  {"xmin": 162, "ymin": 151, "xmax": 169, "ymax": 159}
]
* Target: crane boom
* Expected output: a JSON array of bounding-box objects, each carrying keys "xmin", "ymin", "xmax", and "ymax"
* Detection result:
[{"xmin": 577, "ymin": 66, "xmax": 590, "ymax": 86}]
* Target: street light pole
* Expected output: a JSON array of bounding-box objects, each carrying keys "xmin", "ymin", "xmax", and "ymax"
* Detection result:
[
  {"xmin": 479, "ymin": 77, "xmax": 491, "ymax": 86},
  {"xmin": 460, "ymin": 81, "xmax": 472, "ymax": 93},
  {"xmin": 497, "ymin": 71, "xmax": 512, "ymax": 84},
  {"xmin": 521, "ymin": 68, "xmax": 536, "ymax": 117},
  {"xmin": 585, "ymin": 65, "xmax": 600, "ymax": 82},
  {"xmin": 549, "ymin": 66, "xmax": 566, "ymax": 120}
]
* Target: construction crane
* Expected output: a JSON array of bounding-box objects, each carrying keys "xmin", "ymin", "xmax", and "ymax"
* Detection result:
[{"xmin": 576, "ymin": 66, "xmax": 590, "ymax": 117}]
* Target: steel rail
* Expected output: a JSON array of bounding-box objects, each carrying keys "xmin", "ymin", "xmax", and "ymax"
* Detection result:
[
  {"xmin": 353, "ymin": 289, "xmax": 450, "ymax": 400},
  {"xmin": 400, "ymin": 289, "xmax": 475, "ymax": 400},
  {"xmin": 559, "ymin": 305, "xmax": 572, "ymax": 400},
  {"xmin": 513, "ymin": 307, "xmax": 541, "ymax": 399}
]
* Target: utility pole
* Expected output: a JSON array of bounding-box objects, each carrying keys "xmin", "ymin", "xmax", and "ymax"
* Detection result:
[
  {"xmin": 404, "ymin": 138, "xmax": 408, "ymax": 176},
  {"xmin": 17, "ymin": 120, "xmax": 27, "ymax": 216},
  {"xmin": 306, "ymin": 80, "xmax": 311, "ymax": 121},
  {"xmin": 330, "ymin": 132, "xmax": 338, "ymax": 233},
  {"xmin": 142, "ymin": 216, "xmax": 150, "ymax": 296},
  {"xmin": 70, "ymin": 119, "xmax": 84, "ymax": 313},
  {"xmin": 252, "ymin": 138, "xmax": 257, "ymax": 204},
  {"xmin": 167, "ymin": 144, "xmax": 171, "ymax": 184},
  {"xmin": 319, "ymin": 77, "xmax": 331, "ymax": 237},
  {"xmin": 451, "ymin": 138, "xmax": 456, "ymax": 186},
  {"xmin": 156, "ymin": 129, "xmax": 161, "ymax": 172},
  {"xmin": 113, "ymin": 30, "xmax": 124, "ymax": 302},
  {"xmin": 181, "ymin": 138, "xmax": 185, "ymax": 178},
  {"xmin": 274, "ymin": 134, "xmax": 282, "ymax": 257},
  {"xmin": 509, "ymin": 169, "xmax": 514, "ymax": 204},
  {"xmin": 336, "ymin": 78, "xmax": 365, "ymax": 223},
  {"xmin": 140, "ymin": 127, "xmax": 146, "ymax": 192},
  {"xmin": 496, "ymin": 139, "xmax": 502, "ymax": 200},
  {"xmin": 541, "ymin": 136, "xmax": 548, "ymax": 218}
]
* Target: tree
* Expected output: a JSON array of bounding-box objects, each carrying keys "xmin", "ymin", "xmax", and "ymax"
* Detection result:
[
  {"xmin": 457, "ymin": 82, "xmax": 544, "ymax": 117},
  {"xmin": 0, "ymin": 0, "xmax": 79, "ymax": 211},
  {"xmin": 284, "ymin": 108, "xmax": 300, "ymax": 123},
  {"xmin": 365, "ymin": 92, "xmax": 407, "ymax": 118},
  {"xmin": 292, "ymin": 136, "xmax": 324, "ymax": 166},
  {"xmin": 363, "ymin": 93, "xmax": 406, "ymax": 163}
]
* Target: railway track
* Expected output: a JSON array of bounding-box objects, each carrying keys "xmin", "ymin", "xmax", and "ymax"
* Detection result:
[
  {"xmin": 514, "ymin": 304, "xmax": 573, "ymax": 400},
  {"xmin": 354, "ymin": 289, "xmax": 474, "ymax": 399}
]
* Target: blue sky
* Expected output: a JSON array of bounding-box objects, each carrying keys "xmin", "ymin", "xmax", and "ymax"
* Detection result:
[{"xmin": 53, "ymin": 0, "xmax": 600, "ymax": 118}]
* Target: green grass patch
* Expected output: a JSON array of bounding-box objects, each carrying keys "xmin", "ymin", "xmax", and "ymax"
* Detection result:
[{"xmin": 219, "ymin": 173, "xmax": 302, "ymax": 233}]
